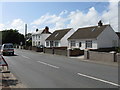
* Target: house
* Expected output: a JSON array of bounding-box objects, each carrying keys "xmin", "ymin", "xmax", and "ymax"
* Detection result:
[
  {"xmin": 116, "ymin": 32, "xmax": 120, "ymax": 47},
  {"xmin": 32, "ymin": 26, "xmax": 51, "ymax": 47},
  {"xmin": 68, "ymin": 21, "xmax": 119, "ymax": 50},
  {"xmin": 45, "ymin": 28, "xmax": 74, "ymax": 47}
]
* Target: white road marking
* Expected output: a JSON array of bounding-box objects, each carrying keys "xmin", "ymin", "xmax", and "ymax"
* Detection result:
[
  {"xmin": 77, "ymin": 73, "xmax": 120, "ymax": 87},
  {"xmin": 21, "ymin": 55, "xmax": 31, "ymax": 59},
  {"xmin": 37, "ymin": 61, "xmax": 59, "ymax": 69}
]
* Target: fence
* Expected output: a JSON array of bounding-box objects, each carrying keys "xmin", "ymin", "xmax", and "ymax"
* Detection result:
[{"xmin": 84, "ymin": 50, "xmax": 119, "ymax": 62}]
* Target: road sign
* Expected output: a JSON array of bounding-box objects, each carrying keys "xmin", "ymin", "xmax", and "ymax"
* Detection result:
[{"xmin": 0, "ymin": 55, "xmax": 8, "ymax": 66}]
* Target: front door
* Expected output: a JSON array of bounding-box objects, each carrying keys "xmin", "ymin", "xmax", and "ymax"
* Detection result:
[{"xmin": 50, "ymin": 41, "xmax": 54, "ymax": 47}]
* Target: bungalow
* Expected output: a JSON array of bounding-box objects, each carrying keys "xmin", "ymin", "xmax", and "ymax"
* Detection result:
[
  {"xmin": 68, "ymin": 21, "xmax": 119, "ymax": 50},
  {"xmin": 32, "ymin": 26, "xmax": 51, "ymax": 47},
  {"xmin": 45, "ymin": 28, "xmax": 74, "ymax": 47},
  {"xmin": 116, "ymin": 32, "xmax": 120, "ymax": 47}
]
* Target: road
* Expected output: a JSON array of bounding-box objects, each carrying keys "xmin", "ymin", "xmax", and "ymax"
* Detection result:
[{"xmin": 3, "ymin": 49, "xmax": 119, "ymax": 88}]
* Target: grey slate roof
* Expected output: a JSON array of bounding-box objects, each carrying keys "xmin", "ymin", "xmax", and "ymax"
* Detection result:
[
  {"xmin": 68, "ymin": 25, "xmax": 109, "ymax": 40},
  {"xmin": 46, "ymin": 28, "xmax": 72, "ymax": 40}
]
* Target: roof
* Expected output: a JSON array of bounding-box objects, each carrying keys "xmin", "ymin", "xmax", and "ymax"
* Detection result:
[
  {"xmin": 68, "ymin": 25, "xmax": 109, "ymax": 40},
  {"xmin": 46, "ymin": 28, "xmax": 72, "ymax": 40},
  {"xmin": 116, "ymin": 32, "xmax": 120, "ymax": 39},
  {"xmin": 32, "ymin": 30, "xmax": 43, "ymax": 35}
]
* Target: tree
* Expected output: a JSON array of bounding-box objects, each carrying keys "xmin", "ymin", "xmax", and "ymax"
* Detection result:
[{"xmin": 1, "ymin": 29, "xmax": 25, "ymax": 45}]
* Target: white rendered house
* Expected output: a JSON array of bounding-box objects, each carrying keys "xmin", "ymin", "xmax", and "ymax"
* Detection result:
[
  {"xmin": 68, "ymin": 21, "xmax": 119, "ymax": 50},
  {"xmin": 45, "ymin": 28, "xmax": 75, "ymax": 47},
  {"xmin": 32, "ymin": 27, "xmax": 51, "ymax": 47}
]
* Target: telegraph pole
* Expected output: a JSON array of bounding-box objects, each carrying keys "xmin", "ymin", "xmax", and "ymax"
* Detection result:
[
  {"xmin": 25, "ymin": 24, "xmax": 27, "ymax": 37},
  {"xmin": 25, "ymin": 24, "xmax": 27, "ymax": 46}
]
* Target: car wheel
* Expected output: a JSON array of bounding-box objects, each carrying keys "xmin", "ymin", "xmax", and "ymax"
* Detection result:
[
  {"xmin": 2, "ymin": 52, "xmax": 5, "ymax": 56},
  {"xmin": 12, "ymin": 52, "xmax": 14, "ymax": 56}
]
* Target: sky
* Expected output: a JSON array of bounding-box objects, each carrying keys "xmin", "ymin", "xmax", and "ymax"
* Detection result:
[{"xmin": 0, "ymin": 0, "xmax": 119, "ymax": 34}]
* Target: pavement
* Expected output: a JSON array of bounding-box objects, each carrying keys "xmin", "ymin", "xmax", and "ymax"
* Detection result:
[
  {"xmin": 0, "ymin": 66, "xmax": 26, "ymax": 89},
  {"xmin": 2, "ymin": 49, "xmax": 119, "ymax": 88},
  {"xmin": 70, "ymin": 55, "xmax": 118, "ymax": 67}
]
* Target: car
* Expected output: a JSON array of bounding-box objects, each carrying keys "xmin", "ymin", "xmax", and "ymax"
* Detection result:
[
  {"xmin": 37, "ymin": 45, "xmax": 45, "ymax": 48},
  {"xmin": 1, "ymin": 43, "xmax": 14, "ymax": 56}
]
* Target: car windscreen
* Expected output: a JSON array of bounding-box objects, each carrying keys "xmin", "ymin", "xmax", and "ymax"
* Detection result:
[{"xmin": 4, "ymin": 45, "xmax": 13, "ymax": 48}]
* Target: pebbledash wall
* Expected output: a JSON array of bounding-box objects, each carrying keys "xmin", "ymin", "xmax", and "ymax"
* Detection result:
[{"xmin": 84, "ymin": 50, "xmax": 119, "ymax": 62}]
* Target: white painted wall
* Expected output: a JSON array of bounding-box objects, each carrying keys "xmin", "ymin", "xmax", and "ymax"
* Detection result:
[
  {"xmin": 61, "ymin": 29, "xmax": 75, "ymax": 47},
  {"xmin": 68, "ymin": 39, "xmax": 98, "ymax": 50},
  {"xmin": 97, "ymin": 25, "xmax": 119, "ymax": 48},
  {"xmin": 41, "ymin": 34, "xmax": 51, "ymax": 46},
  {"xmin": 32, "ymin": 34, "xmax": 41, "ymax": 46},
  {"xmin": 32, "ymin": 33, "xmax": 51, "ymax": 47}
]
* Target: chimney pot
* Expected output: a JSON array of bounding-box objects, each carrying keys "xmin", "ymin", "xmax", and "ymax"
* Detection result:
[
  {"xmin": 36, "ymin": 28, "xmax": 39, "ymax": 32},
  {"xmin": 98, "ymin": 20, "xmax": 103, "ymax": 27},
  {"xmin": 44, "ymin": 26, "xmax": 49, "ymax": 33}
]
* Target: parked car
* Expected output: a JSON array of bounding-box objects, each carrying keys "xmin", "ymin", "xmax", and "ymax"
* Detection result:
[
  {"xmin": 1, "ymin": 43, "xmax": 14, "ymax": 56},
  {"xmin": 37, "ymin": 45, "xmax": 45, "ymax": 48}
]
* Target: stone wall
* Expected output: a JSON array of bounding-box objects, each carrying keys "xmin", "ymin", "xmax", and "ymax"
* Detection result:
[{"xmin": 84, "ymin": 50, "xmax": 118, "ymax": 62}]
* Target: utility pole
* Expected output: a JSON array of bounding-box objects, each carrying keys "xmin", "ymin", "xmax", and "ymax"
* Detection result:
[
  {"xmin": 25, "ymin": 24, "xmax": 27, "ymax": 46},
  {"xmin": 25, "ymin": 24, "xmax": 27, "ymax": 37}
]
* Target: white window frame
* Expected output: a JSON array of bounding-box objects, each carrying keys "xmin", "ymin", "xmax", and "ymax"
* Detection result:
[
  {"xmin": 86, "ymin": 40, "xmax": 92, "ymax": 48},
  {"xmin": 54, "ymin": 41, "xmax": 59, "ymax": 47},
  {"xmin": 70, "ymin": 41, "xmax": 76, "ymax": 47},
  {"xmin": 46, "ymin": 41, "xmax": 49, "ymax": 47}
]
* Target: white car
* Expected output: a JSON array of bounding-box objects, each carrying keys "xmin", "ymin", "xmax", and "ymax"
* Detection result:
[{"xmin": 1, "ymin": 43, "xmax": 14, "ymax": 56}]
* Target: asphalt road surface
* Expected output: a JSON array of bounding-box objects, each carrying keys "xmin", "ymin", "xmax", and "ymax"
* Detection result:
[{"xmin": 3, "ymin": 49, "xmax": 119, "ymax": 88}]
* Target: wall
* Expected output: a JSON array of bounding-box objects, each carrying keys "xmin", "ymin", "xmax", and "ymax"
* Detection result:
[
  {"xmin": 44, "ymin": 47, "xmax": 67, "ymax": 56},
  {"xmin": 41, "ymin": 34, "xmax": 51, "ymax": 46},
  {"xmin": 97, "ymin": 26, "xmax": 119, "ymax": 48},
  {"xmin": 68, "ymin": 39, "xmax": 98, "ymax": 50},
  {"xmin": 69, "ymin": 49, "xmax": 84, "ymax": 56},
  {"xmin": 117, "ymin": 53, "xmax": 120, "ymax": 63},
  {"xmin": 84, "ymin": 50, "xmax": 118, "ymax": 62},
  {"xmin": 44, "ymin": 48, "xmax": 54, "ymax": 54},
  {"xmin": 32, "ymin": 34, "xmax": 41, "ymax": 46},
  {"xmin": 54, "ymin": 49, "xmax": 67, "ymax": 56},
  {"xmin": 61, "ymin": 29, "xmax": 75, "ymax": 47}
]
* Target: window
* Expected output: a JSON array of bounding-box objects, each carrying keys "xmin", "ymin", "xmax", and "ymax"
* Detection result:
[
  {"xmin": 36, "ymin": 42, "xmax": 37, "ymax": 46},
  {"xmin": 50, "ymin": 41, "xmax": 54, "ymax": 47},
  {"xmin": 39, "ymin": 36, "xmax": 40, "ymax": 39},
  {"xmin": 79, "ymin": 42, "xmax": 81, "ymax": 47},
  {"xmin": 71, "ymin": 41, "xmax": 76, "ymax": 47},
  {"xmin": 36, "ymin": 35, "xmax": 38, "ymax": 40},
  {"xmin": 86, "ymin": 40, "xmax": 92, "ymax": 48},
  {"xmin": 55, "ymin": 41, "xmax": 59, "ymax": 47},
  {"xmin": 46, "ymin": 41, "xmax": 49, "ymax": 46},
  {"xmin": 38, "ymin": 41, "xmax": 40, "ymax": 45},
  {"xmin": 33, "ymin": 41, "xmax": 35, "ymax": 46}
]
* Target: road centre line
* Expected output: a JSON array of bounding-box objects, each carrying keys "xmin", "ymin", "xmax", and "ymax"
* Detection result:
[
  {"xmin": 37, "ymin": 61, "xmax": 59, "ymax": 69},
  {"xmin": 77, "ymin": 73, "xmax": 120, "ymax": 87},
  {"xmin": 21, "ymin": 55, "xmax": 31, "ymax": 59}
]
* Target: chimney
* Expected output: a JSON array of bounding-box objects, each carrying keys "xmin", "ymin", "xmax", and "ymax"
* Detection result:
[
  {"xmin": 98, "ymin": 20, "xmax": 103, "ymax": 27},
  {"xmin": 36, "ymin": 28, "xmax": 39, "ymax": 32},
  {"xmin": 44, "ymin": 26, "xmax": 49, "ymax": 33}
]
